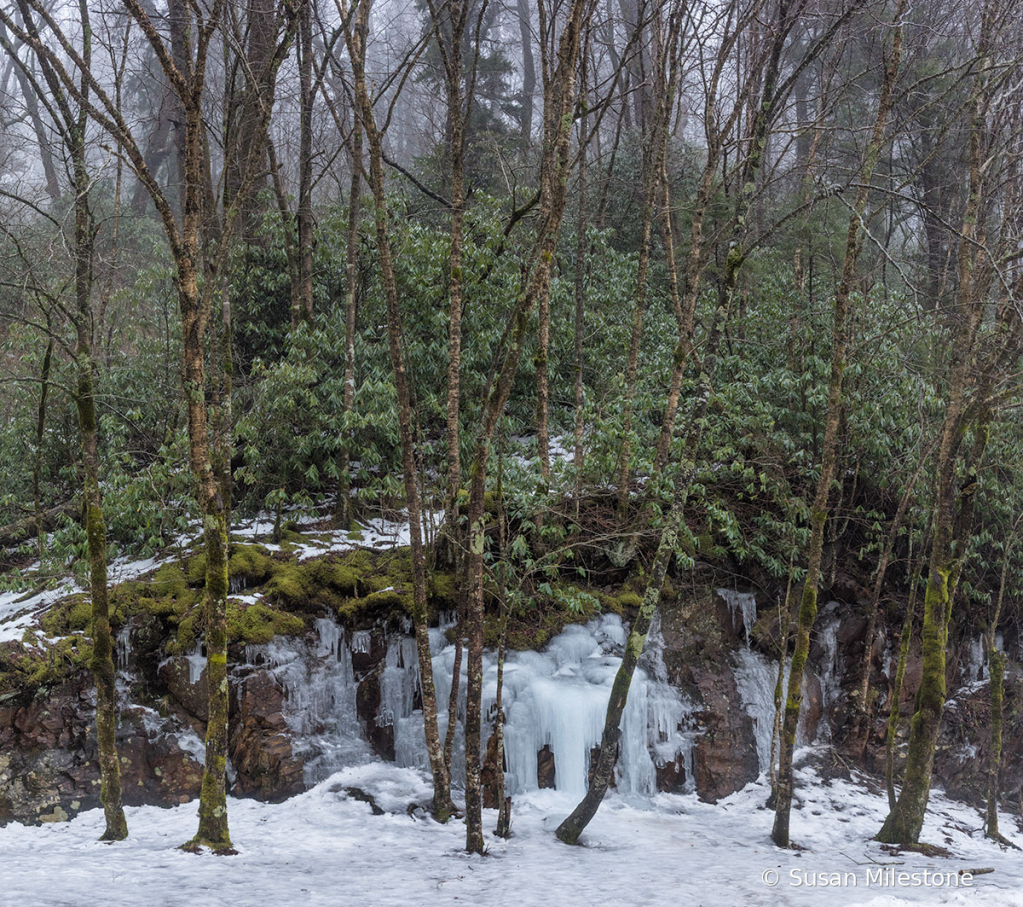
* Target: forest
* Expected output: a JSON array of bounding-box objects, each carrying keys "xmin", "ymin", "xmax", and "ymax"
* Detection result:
[{"xmin": 0, "ymin": 0, "xmax": 1022, "ymax": 903}]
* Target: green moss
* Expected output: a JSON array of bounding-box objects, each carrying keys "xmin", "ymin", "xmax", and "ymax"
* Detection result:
[
  {"xmin": 362, "ymin": 589, "xmax": 410, "ymax": 610},
  {"xmin": 176, "ymin": 608, "xmax": 202, "ymax": 651},
  {"xmin": 184, "ymin": 554, "xmax": 208, "ymax": 586},
  {"xmin": 40, "ymin": 595, "xmax": 93, "ymax": 636},
  {"xmin": 13, "ymin": 634, "xmax": 93, "ymax": 686},
  {"xmin": 152, "ymin": 562, "xmax": 194, "ymax": 596},
  {"xmin": 599, "ymin": 590, "xmax": 642, "ymax": 614},
  {"xmin": 109, "ymin": 561, "xmax": 201, "ymax": 627},
  {"xmin": 228, "ymin": 545, "xmax": 276, "ymax": 585},
  {"xmin": 429, "ymin": 572, "xmax": 458, "ymax": 606},
  {"xmin": 227, "ymin": 602, "xmax": 305, "ymax": 645},
  {"xmin": 265, "ymin": 563, "xmax": 314, "ymax": 606}
]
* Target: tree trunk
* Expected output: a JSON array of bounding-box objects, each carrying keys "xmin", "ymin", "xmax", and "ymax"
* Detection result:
[
  {"xmin": 296, "ymin": 0, "xmax": 314, "ymax": 326},
  {"xmin": 337, "ymin": 120, "xmax": 362, "ymax": 526},
  {"xmin": 345, "ymin": 0, "xmax": 455, "ymax": 820},
  {"xmin": 876, "ymin": 10, "xmax": 992, "ymax": 841},
  {"xmin": 773, "ymin": 6, "xmax": 904, "ymax": 847},
  {"xmin": 464, "ymin": 0, "xmax": 589, "ymax": 852},
  {"xmin": 70, "ymin": 65, "xmax": 128, "ymax": 838}
]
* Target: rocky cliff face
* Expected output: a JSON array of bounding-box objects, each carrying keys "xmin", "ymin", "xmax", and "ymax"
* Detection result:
[{"xmin": 0, "ymin": 558, "xmax": 1019, "ymax": 826}]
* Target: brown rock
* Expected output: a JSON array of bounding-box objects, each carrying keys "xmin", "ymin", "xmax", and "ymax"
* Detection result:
[{"xmin": 537, "ymin": 744, "xmax": 556, "ymax": 789}]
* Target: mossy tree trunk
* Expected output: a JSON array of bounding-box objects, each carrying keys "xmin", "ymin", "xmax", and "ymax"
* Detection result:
[
  {"xmin": 984, "ymin": 513, "xmax": 1018, "ymax": 839},
  {"xmin": 885, "ymin": 528, "xmax": 925, "ymax": 809},
  {"xmin": 773, "ymin": 3, "xmax": 904, "ymax": 848},
  {"xmin": 986, "ymin": 648, "xmax": 1006, "ymax": 837},
  {"xmin": 9, "ymin": 0, "xmax": 129, "ymax": 842},
  {"xmin": 343, "ymin": 0, "xmax": 455, "ymax": 821},
  {"xmin": 877, "ymin": 51, "xmax": 994, "ymax": 848},
  {"xmin": 71, "ymin": 15, "xmax": 128, "ymax": 842}
]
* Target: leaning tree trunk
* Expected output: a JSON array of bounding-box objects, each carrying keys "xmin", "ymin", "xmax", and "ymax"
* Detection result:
[
  {"xmin": 876, "ymin": 18, "xmax": 990, "ymax": 840},
  {"xmin": 556, "ymin": 468, "xmax": 689, "ymax": 844},
  {"xmin": 772, "ymin": 7, "xmax": 904, "ymax": 847}
]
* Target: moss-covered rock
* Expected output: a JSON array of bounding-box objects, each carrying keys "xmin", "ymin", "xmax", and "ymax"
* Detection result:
[
  {"xmin": 9, "ymin": 635, "xmax": 93, "ymax": 687},
  {"xmin": 39, "ymin": 595, "xmax": 92, "ymax": 637},
  {"xmin": 228, "ymin": 544, "xmax": 276, "ymax": 585},
  {"xmin": 227, "ymin": 601, "xmax": 305, "ymax": 645}
]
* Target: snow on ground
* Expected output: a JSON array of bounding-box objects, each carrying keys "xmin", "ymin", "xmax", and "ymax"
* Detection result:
[
  {"xmin": 236, "ymin": 512, "xmax": 443, "ymax": 560},
  {"xmin": 2, "ymin": 760, "xmax": 1021, "ymax": 907}
]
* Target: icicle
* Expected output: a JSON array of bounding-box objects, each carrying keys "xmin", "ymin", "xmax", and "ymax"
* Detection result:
[
  {"xmin": 377, "ymin": 637, "xmax": 426, "ymax": 770},
  {"xmin": 718, "ymin": 589, "xmax": 757, "ymax": 647},
  {"xmin": 249, "ymin": 616, "xmax": 371, "ymax": 783},
  {"xmin": 186, "ymin": 641, "xmax": 205, "ymax": 684},
  {"xmin": 733, "ymin": 648, "xmax": 813, "ymax": 775},
  {"xmin": 818, "ymin": 611, "xmax": 841, "ymax": 733},
  {"xmin": 351, "ymin": 630, "xmax": 372, "ymax": 654},
  {"xmin": 116, "ymin": 625, "xmax": 131, "ymax": 673},
  {"xmin": 965, "ymin": 636, "xmax": 987, "ymax": 683}
]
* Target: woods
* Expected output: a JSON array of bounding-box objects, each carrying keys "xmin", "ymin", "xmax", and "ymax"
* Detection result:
[{"xmin": 2, "ymin": 0, "xmax": 1023, "ymax": 880}]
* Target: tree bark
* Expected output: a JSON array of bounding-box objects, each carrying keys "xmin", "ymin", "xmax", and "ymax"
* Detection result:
[
  {"xmin": 464, "ymin": 0, "xmax": 590, "ymax": 853},
  {"xmin": 773, "ymin": 3, "xmax": 905, "ymax": 848},
  {"xmin": 344, "ymin": 0, "xmax": 455, "ymax": 821}
]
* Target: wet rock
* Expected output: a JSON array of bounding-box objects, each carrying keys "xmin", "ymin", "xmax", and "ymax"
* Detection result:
[
  {"xmin": 690, "ymin": 663, "xmax": 759, "ymax": 802},
  {"xmin": 537, "ymin": 744, "xmax": 556, "ymax": 789},
  {"xmin": 158, "ymin": 656, "xmax": 208, "ymax": 723},
  {"xmin": 656, "ymin": 757, "xmax": 687, "ymax": 793},
  {"xmin": 229, "ymin": 670, "xmax": 304, "ymax": 800}
]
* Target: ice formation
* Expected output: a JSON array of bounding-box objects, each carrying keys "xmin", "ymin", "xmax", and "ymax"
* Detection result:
[
  {"xmin": 250, "ymin": 613, "xmax": 696, "ymax": 796},
  {"xmin": 718, "ymin": 589, "xmax": 757, "ymax": 647}
]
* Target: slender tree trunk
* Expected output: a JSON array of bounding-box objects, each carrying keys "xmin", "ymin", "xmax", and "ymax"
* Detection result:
[
  {"xmin": 876, "ymin": 12, "xmax": 991, "ymax": 841},
  {"xmin": 516, "ymin": 0, "xmax": 535, "ymax": 138},
  {"xmin": 536, "ymin": 281, "xmax": 552, "ymax": 480},
  {"xmin": 558, "ymin": 259, "xmax": 731, "ymax": 846},
  {"xmin": 337, "ymin": 120, "xmax": 362, "ymax": 526},
  {"xmin": 345, "ymin": 0, "xmax": 455, "ymax": 820},
  {"xmin": 853, "ymin": 438, "xmax": 933, "ymax": 748},
  {"xmin": 557, "ymin": 464, "xmax": 690, "ymax": 844},
  {"xmin": 572, "ymin": 88, "xmax": 588, "ymax": 520},
  {"xmin": 985, "ymin": 517, "xmax": 1018, "ymax": 840},
  {"xmin": 464, "ymin": 0, "xmax": 589, "ymax": 852},
  {"xmin": 768, "ymin": 548, "xmax": 796, "ymax": 803},
  {"xmin": 296, "ymin": 0, "xmax": 314, "ymax": 326},
  {"xmin": 773, "ymin": 7, "xmax": 904, "ymax": 848},
  {"xmin": 33, "ymin": 330, "xmax": 53, "ymax": 561},
  {"xmin": 885, "ymin": 530, "xmax": 924, "ymax": 809},
  {"xmin": 69, "ymin": 67, "xmax": 128, "ymax": 839},
  {"xmin": 986, "ymin": 644, "xmax": 1006, "ymax": 838}
]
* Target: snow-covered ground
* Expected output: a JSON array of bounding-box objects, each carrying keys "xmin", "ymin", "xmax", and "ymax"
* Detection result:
[{"xmin": 2, "ymin": 760, "xmax": 1020, "ymax": 907}]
